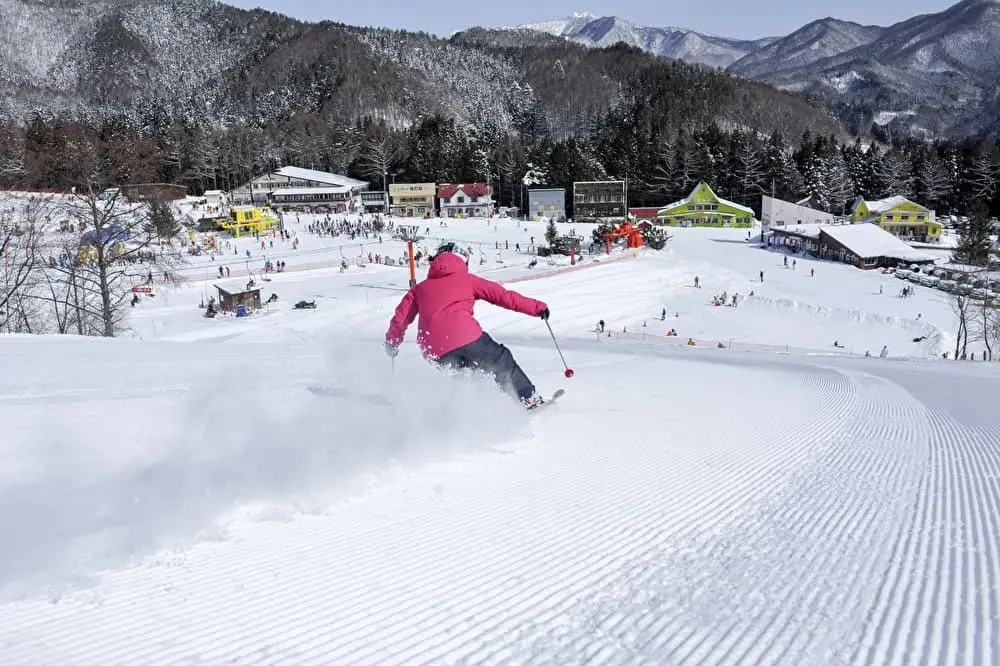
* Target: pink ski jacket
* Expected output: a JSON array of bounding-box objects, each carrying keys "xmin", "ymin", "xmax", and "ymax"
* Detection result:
[{"xmin": 385, "ymin": 253, "xmax": 548, "ymax": 359}]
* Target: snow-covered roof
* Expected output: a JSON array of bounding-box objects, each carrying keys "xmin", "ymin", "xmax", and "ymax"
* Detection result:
[
  {"xmin": 770, "ymin": 223, "xmax": 824, "ymax": 239},
  {"xmin": 659, "ymin": 182, "xmax": 754, "ymax": 216},
  {"xmin": 856, "ymin": 195, "xmax": 925, "ymax": 213},
  {"xmin": 271, "ymin": 187, "xmax": 351, "ymax": 196},
  {"xmin": 213, "ymin": 278, "xmax": 262, "ymax": 294},
  {"xmin": 274, "ymin": 166, "xmax": 367, "ymax": 188},
  {"xmin": 820, "ymin": 223, "xmax": 934, "ymax": 262},
  {"xmin": 203, "ymin": 190, "xmax": 224, "ymax": 196}
]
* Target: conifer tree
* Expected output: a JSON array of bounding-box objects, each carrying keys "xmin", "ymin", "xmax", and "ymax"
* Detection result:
[{"xmin": 953, "ymin": 201, "xmax": 993, "ymax": 267}]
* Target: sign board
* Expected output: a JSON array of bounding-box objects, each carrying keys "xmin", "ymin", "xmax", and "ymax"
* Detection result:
[{"xmin": 389, "ymin": 183, "xmax": 435, "ymax": 199}]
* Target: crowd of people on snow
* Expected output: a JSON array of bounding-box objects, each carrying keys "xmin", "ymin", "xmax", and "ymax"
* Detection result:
[{"xmin": 171, "ymin": 207, "xmax": 979, "ymax": 365}]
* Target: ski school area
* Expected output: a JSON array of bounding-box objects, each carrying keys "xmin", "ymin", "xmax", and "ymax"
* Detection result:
[{"xmin": 2, "ymin": 207, "xmax": 999, "ymax": 665}]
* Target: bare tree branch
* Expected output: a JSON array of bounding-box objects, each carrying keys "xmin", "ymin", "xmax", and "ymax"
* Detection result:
[
  {"xmin": 62, "ymin": 184, "xmax": 186, "ymax": 337},
  {"xmin": 0, "ymin": 195, "xmax": 49, "ymax": 332}
]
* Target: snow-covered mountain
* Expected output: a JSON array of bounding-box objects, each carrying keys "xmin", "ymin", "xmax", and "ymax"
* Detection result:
[
  {"xmin": 727, "ymin": 18, "xmax": 887, "ymax": 79},
  {"xmin": 750, "ymin": 0, "xmax": 1000, "ymax": 136},
  {"xmin": 0, "ymin": 0, "xmax": 845, "ymax": 143},
  {"xmin": 517, "ymin": 14, "xmax": 775, "ymax": 69},
  {"xmin": 515, "ymin": 1, "xmax": 1000, "ymax": 136}
]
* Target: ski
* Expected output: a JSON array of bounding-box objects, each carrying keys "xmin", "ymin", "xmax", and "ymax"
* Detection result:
[{"xmin": 529, "ymin": 388, "xmax": 564, "ymax": 413}]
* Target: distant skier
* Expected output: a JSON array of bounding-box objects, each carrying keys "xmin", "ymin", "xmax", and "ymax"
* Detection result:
[{"xmin": 384, "ymin": 241, "xmax": 550, "ymax": 409}]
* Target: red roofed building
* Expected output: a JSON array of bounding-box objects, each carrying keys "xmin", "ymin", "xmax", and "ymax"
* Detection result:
[
  {"xmin": 437, "ymin": 183, "xmax": 494, "ymax": 218},
  {"xmin": 629, "ymin": 207, "xmax": 661, "ymax": 220}
]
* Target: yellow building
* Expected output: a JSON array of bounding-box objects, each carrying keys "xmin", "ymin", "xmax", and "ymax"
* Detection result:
[
  {"xmin": 656, "ymin": 182, "xmax": 755, "ymax": 228},
  {"xmin": 850, "ymin": 196, "xmax": 942, "ymax": 242},
  {"xmin": 389, "ymin": 183, "xmax": 436, "ymax": 217},
  {"xmin": 216, "ymin": 206, "xmax": 279, "ymax": 238}
]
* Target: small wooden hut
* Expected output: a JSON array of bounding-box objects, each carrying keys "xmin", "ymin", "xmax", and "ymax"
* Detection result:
[{"xmin": 214, "ymin": 279, "xmax": 262, "ymax": 313}]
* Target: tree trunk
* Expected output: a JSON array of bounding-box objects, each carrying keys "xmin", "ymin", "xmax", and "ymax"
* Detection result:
[
  {"xmin": 72, "ymin": 271, "xmax": 84, "ymax": 335},
  {"xmin": 983, "ymin": 304, "xmax": 993, "ymax": 361},
  {"xmin": 98, "ymin": 258, "xmax": 114, "ymax": 337}
]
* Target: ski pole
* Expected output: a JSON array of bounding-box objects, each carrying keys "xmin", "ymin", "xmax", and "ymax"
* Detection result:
[{"xmin": 544, "ymin": 319, "xmax": 575, "ymax": 378}]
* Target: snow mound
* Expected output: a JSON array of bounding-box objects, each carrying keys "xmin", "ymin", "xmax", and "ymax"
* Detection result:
[{"xmin": 746, "ymin": 295, "xmax": 949, "ymax": 357}]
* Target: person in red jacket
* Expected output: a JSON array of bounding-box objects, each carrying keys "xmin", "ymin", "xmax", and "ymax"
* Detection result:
[{"xmin": 385, "ymin": 241, "xmax": 550, "ymax": 409}]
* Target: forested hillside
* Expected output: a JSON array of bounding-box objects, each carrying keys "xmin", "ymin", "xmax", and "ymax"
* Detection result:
[{"xmin": 0, "ymin": 1, "xmax": 996, "ymax": 217}]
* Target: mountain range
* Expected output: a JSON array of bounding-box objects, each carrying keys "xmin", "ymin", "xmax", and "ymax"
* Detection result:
[
  {"xmin": 517, "ymin": 0, "xmax": 1000, "ymax": 137},
  {"xmin": 0, "ymin": 0, "xmax": 994, "ymax": 142},
  {"xmin": 0, "ymin": 0, "xmax": 843, "ymax": 143}
]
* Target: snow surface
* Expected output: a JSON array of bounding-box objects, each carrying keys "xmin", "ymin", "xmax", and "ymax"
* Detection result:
[{"xmin": 2, "ymin": 212, "xmax": 999, "ymax": 664}]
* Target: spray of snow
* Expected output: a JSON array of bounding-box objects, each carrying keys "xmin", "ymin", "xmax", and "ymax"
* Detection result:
[{"xmin": 0, "ymin": 339, "xmax": 528, "ymax": 599}]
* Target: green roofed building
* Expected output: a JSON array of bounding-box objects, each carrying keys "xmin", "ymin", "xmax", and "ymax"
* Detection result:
[{"xmin": 656, "ymin": 182, "xmax": 755, "ymax": 228}]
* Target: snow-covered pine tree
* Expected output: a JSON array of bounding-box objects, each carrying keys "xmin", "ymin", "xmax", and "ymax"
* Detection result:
[
  {"xmin": 880, "ymin": 152, "xmax": 914, "ymax": 198},
  {"xmin": 734, "ymin": 141, "xmax": 766, "ymax": 208},
  {"xmin": 823, "ymin": 148, "xmax": 853, "ymax": 215},
  {"xmin": 953, "ymin": 200, "xmax": 992, "ymax": 267},
  {"xmin": 674, "ymin": 133, "xmax": 706, "ymax": 196},
  {"xmin": 640, "ymin": 224, "xmax": 669, "ymax": 250},
  {"xmin": 915, "ymin": 154, "xmax": 951, "ymax": 213},
  {"xmin": 143, "ymin": 201, "xmax": 181, "ymax": 240},
  {"xmin": 804, "ymin": 153, "xmax": 829, "ymax": 212},
  {"xmin": 650, "ymin": 138, "xmax": 678, "ymax": 196},
  {"xmin": 545, "ymin": 217, "xmax": 558, "ymax": 247},
  {"xmin": 966, "ymin": 151, "xmax": 998, "ymax": 201}
]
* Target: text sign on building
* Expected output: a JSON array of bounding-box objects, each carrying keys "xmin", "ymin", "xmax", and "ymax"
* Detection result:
[{"xmin": 390, "ymin": 183, "xmax": 435, "ymax": 198}]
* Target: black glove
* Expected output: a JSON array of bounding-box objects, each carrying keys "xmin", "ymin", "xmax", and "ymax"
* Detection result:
[{"xmin": 539, "ymin": 308, "xmax": 550, "ymax": 320}]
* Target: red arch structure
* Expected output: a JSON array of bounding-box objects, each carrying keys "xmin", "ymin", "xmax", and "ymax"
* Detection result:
[{"xmin": 604, "ymin": 221, "xmax": 644, "ymax": 254}]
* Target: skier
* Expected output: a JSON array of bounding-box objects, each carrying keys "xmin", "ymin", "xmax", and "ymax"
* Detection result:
[{"xmin": 384, "ymin": 241, "xmax": 550, "ymax": 409}]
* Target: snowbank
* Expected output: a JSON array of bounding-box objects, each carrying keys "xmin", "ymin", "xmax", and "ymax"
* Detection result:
[{"xmin": 744, "ymin": 295, "xmax": 949, "ymax": 357}]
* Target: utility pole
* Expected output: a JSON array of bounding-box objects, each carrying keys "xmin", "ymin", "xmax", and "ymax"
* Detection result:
[
  {"xmin": 624, "ymin": 174, "xmax": 629, "ymax": 224},
  {"xmin": 407, "ymin": 239, "xmax": 416, "ymax": 288}
]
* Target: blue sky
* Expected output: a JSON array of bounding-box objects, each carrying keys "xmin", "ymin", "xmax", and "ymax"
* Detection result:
[{"xmin": 224, "ymin": 0, "xmax": 955, "ymax": 39}]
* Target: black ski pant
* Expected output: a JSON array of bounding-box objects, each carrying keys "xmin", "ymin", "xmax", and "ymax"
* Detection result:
[{"xmin": 436, "ymin": 332, "xmax": 535, "ymax": 400}]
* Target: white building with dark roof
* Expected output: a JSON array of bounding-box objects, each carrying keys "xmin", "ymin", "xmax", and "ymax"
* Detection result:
[{"xmin": 769, "ymin": 222, "xmax": 935, "ymax": 269}]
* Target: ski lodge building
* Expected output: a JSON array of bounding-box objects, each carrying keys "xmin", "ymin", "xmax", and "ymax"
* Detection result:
[
  {"xmin": 656, "ymin": 182, "xmax": 755, "ymax": 228},
  {"xmin": 769, "ymin": 222, "xmax": 934, "ymax": 269},
  {"xmin": 572, "ymin": 180, "xmax": 626, "ymax": 221},
  {"xmin": 761, "ymin": 194, "xmax": 836, "ymax": 231},
  {"xmin": 229, "ymin": 167, "xmax": 373, "ymax": 213},
  {"xmin": 437, "ymin": 183, "xmax": 494, "ymax": 218},
  {"xmin": 851, "ymin": 195, "xmax": 942, "ymax": 243}
]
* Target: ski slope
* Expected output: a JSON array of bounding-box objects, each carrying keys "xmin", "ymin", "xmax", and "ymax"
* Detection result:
[{"xmin": 2, "ymin": 219, "xmax": 999, "ymax": 665}]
